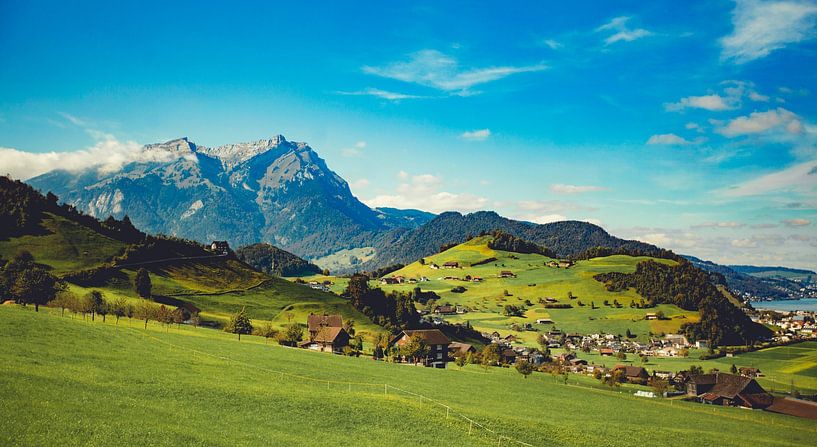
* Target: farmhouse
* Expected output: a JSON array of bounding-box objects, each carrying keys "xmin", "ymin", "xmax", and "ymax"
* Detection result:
[
  {"xmin": 307, "ymin": 313, "xmax": 343, "ymax": 339},
  {"xmin": 209, "ymin": 240, "xmax": 230, "ymax": 255},
  {"xmin": 645, "ymin": 313, "xmax": 658, "ymax": 320},
  {"xmin": 301, "ymin": 326, "xmax": 350, "ymax": 354},
  {"xmin": 443, "ymin": 261, "xmax": 459, "ymax": 269},
  {"xmin": 558, "ymin": 260, "xmax": 574, "ymax": 268},
  {"xmin": 613, "ymin": 365, "xmax": 649, "ymax": 384},
  {"xmin": 536, "ymin": 318, "xmax": 554, "ymax": 324},
  {"xmin": 390, "ymin": 329, "xmax": 450, "ymax": 368},
  {"xmin": 686, "ymin": 373, "xmax": 774, "ymax": 409},
  {"xmin": 434, "ymin": 305, "xmax": 457, "ymax": 315},
  {"xmin": 499, "ymin": 271, "xmax": 516, "ymax": 278},
  {"xmin": 380, "ymin": 277, "xmax": 400, "ymax": 285},
  {"xmin": 766, "ymin": 397, "xmax": 817, "ymax": 420},
  {"xmin": 739, "ymin": 367, "xmax": 762, "ymax": 378},
  {"xmin": 448, "ymin": 342, "xmax": 476, "ymax": 357},
  {"xmin": 599, "ymin": 348, "xmax": 615, "ymax": 356}
]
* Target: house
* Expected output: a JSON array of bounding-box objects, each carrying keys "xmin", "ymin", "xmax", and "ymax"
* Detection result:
[
  {"xmin": 545, "ymin": 297, "xmax": 558, "ymax": 303},
  {"xmin": 558, "ymin": 260, "xmax": 574, "ymax": 268},
  {"xmin": 664, "ymin": 334, "xmax": 689, "ymax": 348},
  {"xmin": 380, "ymin": 277, "xmax": 399, "ymax": 285},
  {"xmin": 645, "ymin": 313, "xmax": 658, "ymax": 320},
  {"xmin": 613, "ymin": 365, "xmax": 649, "ymax": 384},
  {"xmin": 503, "ymin": 334, "xmax": 517, "ymax": 343},
  {"xmin": 443, "ymin": 261, "xmax": 459, "ymax": 269},
  {"xmin": 501, "ymin": 348, "xmax": 517, "ymax": 364},
  {"xmin": 599, "ymin": 348, "xmax": 615, "ymax": 356},
  {"xmin": 471, "ymin": 276, "xmax": 483, "ymax": 282},
  {"xmin": 301, "ymin": 326, "xmax": 350, "ymax": 354},
  {"xmin": 499, "ymin": 270, "xmax": 516, "ymax": 278},
  {"xmin": 655, "ymin": 371, "xmax": 674, "ymax": 380},
  {"xmin": 559, "ymin": 352, "xmax": 576, "ymax": 363},
  {"xmin": 547, "ymin": 261, "xmax": 559, "ymax": 268},
  {"xmin": 686, "ymin": 373, "xmax": 774, "ymax": 409},
  {"xmin": 536, "ymin": 318, "xmax": 554, "ymax": 324},
  {"xmin": 766, "ymin": 397, "xmax": 817, "ymax": 420},
  {"xmin": 390, "ymin": 329, "xmax": 450, "ymax": 368},
  {"xmin": 307, "ymin": 313, "xmax": 343, "ymax": 339},
  {"xmin": 429, "ymin": 263, "xmax": 440, "ymax": 270},
  {"xmin": 739, "ymin": 367, "xmax": 762, "ymax": 378},
  {"xmin": 448, "ymin": 342, "xmax": 476, "ymax": 358},
  {"xmin": 695, "ymin": 340, "xmax": 710, "ymax": 349},
  {"xmin": 210, "ymin": 240, "xmax": 230, "ymax": 255},
  {"xmin": 434, "ymin": 305, "xmax": 457, "ymax": 315}
]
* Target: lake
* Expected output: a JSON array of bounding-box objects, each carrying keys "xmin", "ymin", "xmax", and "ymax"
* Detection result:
[{"xmin": 754, "ymin": 298, "xmax": 817, "ymax": 312}]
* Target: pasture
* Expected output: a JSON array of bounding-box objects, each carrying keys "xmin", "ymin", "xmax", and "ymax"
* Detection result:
[{"xmin": 1, "ymin": 305, "xmax": 814, "ymax": 447}]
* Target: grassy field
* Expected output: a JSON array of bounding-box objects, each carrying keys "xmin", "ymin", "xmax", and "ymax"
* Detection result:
[
  {"xmin": 2, "ymin": 305, "xmax": 815, "ymax": 447},
  {"xmin": 366, "ymin": 236, "xmax": 697, "ymax": 345},
  {"xmin": 0, "ymin": 214, "xmax": 126, "ymax": 275}
]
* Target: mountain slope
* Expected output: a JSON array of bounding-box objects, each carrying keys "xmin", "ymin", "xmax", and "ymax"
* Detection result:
[
  {"xmin": 684, "ymin": 255, "xmax": 805, "ymax": 300},
  {"xmin": 235, "ymin": 243, "xmax": 322, "ymax": 277},
  {"xmin": 0, "ymin": 175, "xmax": 379, "ymax": 332},
  {"xmin": 363, "ymin": 211, "xmax": 667, "ymax": 271},
  {"xmin": 27, "ymin": 136, "xmax": 392, "ymax": 260}
]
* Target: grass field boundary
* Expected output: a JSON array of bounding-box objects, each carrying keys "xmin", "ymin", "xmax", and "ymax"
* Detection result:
[{"xmin": 127, "ymin": 325, "xmax": 537, "ymax": 446}]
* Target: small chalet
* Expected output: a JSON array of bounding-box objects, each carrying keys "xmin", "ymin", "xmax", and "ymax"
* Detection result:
[
  {"xmin": 739, "ymin": 367, "xmax": 762, "ymax": 378},
  {"xmin": 300, "ymin": 326, "xmax": 350, "ymax": 354},
  {"xmin": 499, "ymin": 271, "xmax": 516, "ymax": 278},
  {"xmin": 500, "ymin": 348, "xmax": 517, "ymax": 364},
  {"xmin": 390, "ymin": 329, "xmax": 451, "ymax": 368},
  {"xmin": 210, "ymin": 240, "xmax": 230, "ymax": 255},
  {"xmin": 449, "ymin": 342, "xmax": 476, "ymax": 358},
  {"xmin": 434, "ymin": 305, "xmax": 457, "ymax": 315},
  {"xmin": 558, "ymin": 260, "xmax": 574, "ymax": 268},
  {"xmin": 613, "ymin": 365, "xmax": 650, "ymax": 384},
  {"xmin": 307, "ymin": 313, "xmax": 343, "ymax": 339},
  {"xmin": 766, "ymin": 397, "xmax": 817, "ymax": 420},
  {"xmin": 536, "ymin": 318, "xmax": 554, "ymax": 324},
  {"xmin": 443, "ymin": 261, "xmax": 459, "ymax": 269},
  {"xmin": 599, "ymin": 348, "xmax": 615, "ymax": 356},
  {"xmin": 380, "ymin": 277, "xmax": 400, "ymax": 285},
  {"xmin": 645, "ymin": 313, "xmax": 658, "ymax": 320},
  {"xmin": 686, "ymin": 373, "xmax": 774, "ymax": 409}
]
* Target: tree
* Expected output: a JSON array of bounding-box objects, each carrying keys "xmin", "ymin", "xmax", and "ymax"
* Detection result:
[
  {"xmin": 49, "ymin": 290, "xmax": 77, "ymax": 317},
  {"xmin": 626, "ymin": 328, "xmax": 634, "ymax": 339},
  {"xmin": 134, "ymin": 301, "xmax": 154, "ymax": 329},
  {"xmin": 10, "ymin": 262, "xmax": 59, "ymax": 311},
  {"xmin": 455, "ymin": 355, "xmax": 467, "ymax": 369},
  {"xmin": 321, "ymin": 268, "xmax": 330, "ymax": 276},
  {"xmin": 343, "ymin": 318, "xmax": 356, "ymax": 337},
  {"xmin": 224, "ymin": 307, "xmax": 253, "ymax": 340},
  {"xmin": 516, "ymin": 360, "xmax": 534, "ymax": 379},
  {"xmin": 111, "ymin": 298, "xmax": 131, "ymax": 325},
  {"xmin": 400, "ymin": 334, "xmax": 429, "ymax": 364},
  {"xmin": 85, "ymin": 290, "xmax": 105, "ymax": 321},
  {"xmin": 689, "ymin": 365, "xmax": 704, "ymax": 375},
  {"xmin": 616, "ymin": 350, "xmax": 627, "ymax": 361},
  {"xmin": 481, "ymin": 344, "xmax": 500, "ymax": 369},
  {"xmin": 650, "ymin": 377, "xmax": 669, "ymax": 397},
  {"xmin": 255, "ymin": 321, "xmax": 279, "ymax": 344},
  {"xmin": 189, "ymin": 312, "xmax": 201, "ymax": 329},
  {"xmin": 278, "ymin": 323, "xmax": 304, "ymax": 346},
  {"xmin": 134, "ymin": 268, "xmax": 152, "ymax": 299},
  {"xmin": 155, "ymin": 305, "xmax": 173, "ymax": 330},
  {"xmin": 730, "ymin": 363, "xmax": 738, "ymax": 374},
  {"xmin": 172, "ymin": 307, "xmax": 185, "ymax": 328}
]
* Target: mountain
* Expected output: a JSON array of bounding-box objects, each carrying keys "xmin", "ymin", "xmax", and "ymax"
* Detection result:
[
  {"xmin": 373, "ymin": 207, "xmax": 436, "ymax": 229},
  {"xmin": 235, "ymin": 243, "xmax": 322, "ymax": 277},
  {"xmin": 683, "ymin": 255, "xmax": 806, "ymax": 300},
  {"xmin": 729, "ymin": 265, "xmax": 816, "ymax": 282},
  {"xmin": 28, "ymin": 136, "xmax": 395, "ymax": 260},
  {"xmin": 362, "ymin": 210, "xmax": 667, "ymax": 271}
]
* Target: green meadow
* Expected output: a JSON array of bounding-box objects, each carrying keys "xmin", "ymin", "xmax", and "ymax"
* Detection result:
[
  {"xmin": 2, "ymin": 305, "xmax": 814, "ymax": 447},
  {"xmin": 370, "ymin": 236, "xmax": 698, "ymax": 345}
]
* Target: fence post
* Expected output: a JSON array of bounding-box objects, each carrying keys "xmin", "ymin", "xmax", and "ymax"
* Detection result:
[
  {"xmin": 469, "ymin": 420, "xmax": 472, "ymax": 435},
  {"xmin": 446, "ymin": 407, "xmax": 449, "ymax": 419},
  {"xmin": 384, "ymin": 384, "xmax": 387, "ymax": 395}
]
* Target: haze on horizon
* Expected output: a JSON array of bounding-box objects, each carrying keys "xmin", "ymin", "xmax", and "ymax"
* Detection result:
[{"xmin": 0, "ymin": 0, "xmax": 816, "ymax": 270}]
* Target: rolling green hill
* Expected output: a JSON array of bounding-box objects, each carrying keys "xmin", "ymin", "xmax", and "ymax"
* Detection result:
[
  {"xmin": 375, "ymin": 235, "xmax": 698, "ymax": 345},
  {"xmin": 2, "ymin": 305, "xmax": 814, "ymax": 447},
  {"xmin": 0, "ymin": 176, "xmax": 380, "ymax": 337}
]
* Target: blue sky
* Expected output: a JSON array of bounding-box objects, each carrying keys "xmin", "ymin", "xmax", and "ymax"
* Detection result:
[{"xmin": 1, "ymin": 0, "xmax": 816, "ymax": 269}]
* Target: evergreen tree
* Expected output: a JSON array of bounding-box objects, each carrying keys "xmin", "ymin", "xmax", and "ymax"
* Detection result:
[
  {"xmin": 135, "ymin": 268, "xmax": 152, "ymax": 299},
  {"xmin": 224, "ymin": 307, "xmax": 253, "ymax": 340}
]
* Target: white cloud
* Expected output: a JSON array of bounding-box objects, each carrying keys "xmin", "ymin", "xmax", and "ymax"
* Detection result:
[
  {"xmin": 549, "ymin": 184, "xmax": 607, "ymax": 194},
  {"xmin": 596, "ymin": 16, "xmax": 653, "ymax": 45},
  {"xmin": 526, "ymin": 214, "xmax": 568, "ymax": 224},
  {"xmin": 716, "ymin": 107, "xmax": 803, "ymax": 137},
  {"xmin": 783, "ymin": 218, "xmax": 812, "ymax": 226},
  {"xmin": 692, "ymin": 221, "xmax": 746, "ymax": 229},
  {"xmin": 646, "ymin": 133, "xmax": 693, "ymax": 145},
  {"xmin": 460, "ymin": 129, "xmax": 491, "ymax": 141},
  {"xmin": 341, "ymin": 141, "xmax": 367, "ymax": 157},
  {"xmin": 724, "ymin": 159, "xmax": 817, "ymax": 196},
  {"xmin": 337, "ymin": 88, "xmax": 428, "ymax": 101},
  {"xmin": 363, "ymin": 171, "xmax": 488, "ymax": 214},
  {"xmin": 363, "ymin": 49, "xmax": 546, "ymax": 95},
  {"xmin": 0, "ymin": 134, "xmax": 192, "ymax": 180},
  {"xmin": 540, "ymin": 39, "xmax": 563, "ymax": 50},
  {"xmin": 665, "ymin": 94, "xmax": 733, "ymax": 112},
  {"xmin": 748, "ymin": 91, "xmax": 770, "ymax": 102},
  {"xmin": 721, "ymin": 0, "xmax": 817, "ymax": 64},
  {"xmin": 349, "ymin": 178, "xmax": 370, "ymax": 190},
  {"xmin": 731, "ymin": 238, "xmax": 758, "ymax": 248}
]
